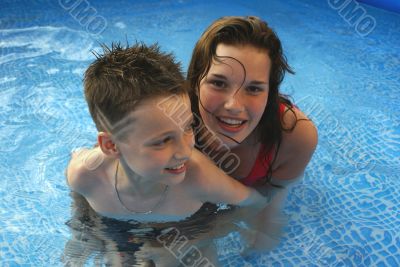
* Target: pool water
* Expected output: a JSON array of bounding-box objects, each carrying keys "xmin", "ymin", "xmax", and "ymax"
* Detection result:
[{"xmin": 1, "ymin": 0, "xmax": 399, "ymax": 266}]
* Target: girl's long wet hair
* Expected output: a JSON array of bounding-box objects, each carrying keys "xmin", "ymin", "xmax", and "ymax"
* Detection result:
[{"xmin": 187, "ymin": 16, "xmax": 297, "ymax": 187}]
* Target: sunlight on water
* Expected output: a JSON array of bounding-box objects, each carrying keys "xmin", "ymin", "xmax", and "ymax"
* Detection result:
[{"xmin": 0, "ymin": 0, "xmax": 399, "ymax": 266}]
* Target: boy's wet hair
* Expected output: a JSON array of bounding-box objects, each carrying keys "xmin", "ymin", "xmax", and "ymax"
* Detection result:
[{"xmin": 84, "ymin": 42, "xmax": 186, "ymax": 132}]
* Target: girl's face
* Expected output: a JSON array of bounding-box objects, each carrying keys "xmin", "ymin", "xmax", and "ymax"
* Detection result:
[
  {"xmin": 198, "ymin": 44, "xmax": 271, "ymax": 147},
  {"xmin": 115, "ymin": 94, "xmax": 195, "ymax": 186}
]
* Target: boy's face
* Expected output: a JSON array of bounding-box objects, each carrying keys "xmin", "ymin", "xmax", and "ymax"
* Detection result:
[{"xmin": 113, "ymin": 94, "xmax": 195, "ymax": 185}]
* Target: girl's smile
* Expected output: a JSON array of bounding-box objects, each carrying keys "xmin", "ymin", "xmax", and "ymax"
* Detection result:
[{"xmin": 199, "ymin": 44, "xmax": 271, "ymax": 147}]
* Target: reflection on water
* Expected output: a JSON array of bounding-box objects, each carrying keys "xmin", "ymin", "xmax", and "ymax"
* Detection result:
[
  {"xmin": 62, "ymin": 191, "xmax": 288, "ymax": 266},
  {"xmin": 63, "ymin": 192, "xmax": 236, "ymax": 266}
]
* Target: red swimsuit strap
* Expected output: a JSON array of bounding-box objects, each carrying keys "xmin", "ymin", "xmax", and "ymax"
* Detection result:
[{"xmin": 241, "ymin": 103, "xmax": 287, "ymax": 186}]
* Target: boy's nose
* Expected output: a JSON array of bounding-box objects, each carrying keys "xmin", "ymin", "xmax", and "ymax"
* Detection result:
[{"xmin": 174, "ymin": 135, "xmax": 194, "ymax": 160}]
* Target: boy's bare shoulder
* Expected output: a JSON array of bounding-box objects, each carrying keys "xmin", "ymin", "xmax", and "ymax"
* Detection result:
[{"xmin": 66, "ymin": 147, "xmax": 109, "ymax": 196}]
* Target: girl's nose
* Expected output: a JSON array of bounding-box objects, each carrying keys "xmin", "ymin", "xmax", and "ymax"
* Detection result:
[{"xmin": 224, "ymin": 91, "xmax": 244, "ymax": 114}]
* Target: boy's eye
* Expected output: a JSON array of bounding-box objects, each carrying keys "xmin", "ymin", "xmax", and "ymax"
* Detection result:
[
  {"xmin": 184, "ymin": 121, "xmax": 195, "ymax": 133},
  {"xmin": 152, "ymin": 137, "xmax": 172, "ymax": 147}
]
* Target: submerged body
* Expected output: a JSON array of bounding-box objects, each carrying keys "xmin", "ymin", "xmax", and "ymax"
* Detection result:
[{"xmin": 63, "ymin": 192, "xmax": 228, "ymax": 266}]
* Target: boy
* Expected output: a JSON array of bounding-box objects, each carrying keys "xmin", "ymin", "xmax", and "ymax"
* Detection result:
[{"xmin": 66, "ymin": 42, "xmax": 269, "ymax": 222}]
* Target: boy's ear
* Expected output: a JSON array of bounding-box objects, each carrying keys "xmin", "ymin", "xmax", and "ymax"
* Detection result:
[{"xmin": 98, "ymin": 132, "xmax": 119, "ymax": 156}]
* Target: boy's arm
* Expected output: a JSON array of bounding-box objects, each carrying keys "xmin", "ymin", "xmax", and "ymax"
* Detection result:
[{"xmin": 187, "ymin": 150, "xmax": 272, "ymax": 209}]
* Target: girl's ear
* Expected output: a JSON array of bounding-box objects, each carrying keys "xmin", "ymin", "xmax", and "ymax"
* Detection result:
[{"xmin": 98, "ymin": 132, "xmax": 119, "ymax": 156}]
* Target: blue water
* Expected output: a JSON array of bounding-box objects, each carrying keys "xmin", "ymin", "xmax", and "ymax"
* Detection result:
[{"xmin": 1, "ymin": 0, "xmax": 399, "ymax": 266}]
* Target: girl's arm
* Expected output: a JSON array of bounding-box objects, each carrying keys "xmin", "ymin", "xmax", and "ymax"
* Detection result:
[
  {"xmin": 272, "ymin": 108, "xmax": 317, "ymax": 180},
  {"xmin": 186, "ymin": 149, "xmax": 272, "ymax": 209}
]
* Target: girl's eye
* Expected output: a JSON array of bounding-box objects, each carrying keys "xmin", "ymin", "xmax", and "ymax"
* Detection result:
[
  {"xmin": 209, "ymin": 79, "xmax": 226, "ymax": 89},
  {"xmin": 247, "ymin": 86, "xmax": 264, "ymax": 94}
]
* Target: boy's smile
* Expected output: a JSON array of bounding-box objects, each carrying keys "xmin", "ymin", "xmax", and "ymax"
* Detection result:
[{"xmin": 164, "ymin": 162, "xmax": 187, "ymax": 174}]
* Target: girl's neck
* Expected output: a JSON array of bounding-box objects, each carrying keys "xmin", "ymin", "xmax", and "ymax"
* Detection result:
[
  {"xmin": 225, "ymin": 133, "xmax": 261, "ymax": 179},
  {"xmin": 230, "ymin": 131, "xmax": 259, "ymax": 152}
]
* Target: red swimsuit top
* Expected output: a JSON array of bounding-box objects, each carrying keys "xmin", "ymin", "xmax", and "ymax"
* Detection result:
[{"xmin": 240, "ymin": 103, "xmax": 287, "ymax": 186}]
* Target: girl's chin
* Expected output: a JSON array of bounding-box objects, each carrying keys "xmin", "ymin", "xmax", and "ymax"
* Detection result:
[{"xmin": 215, "ymin": 132, "xmax": 247, "ymax": 148}]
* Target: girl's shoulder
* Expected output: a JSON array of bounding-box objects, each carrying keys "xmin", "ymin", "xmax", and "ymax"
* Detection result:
[
  {"xmin": 281, "ymin": 106, "xmax": 318, "ymax": 149},
  {"xmin": 272, "ymin": 106, "xmax": 318, "ymax": 180}
]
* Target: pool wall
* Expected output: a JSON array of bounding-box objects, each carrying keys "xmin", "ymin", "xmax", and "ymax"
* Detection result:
[{"xmin": 357, "ymin": 0, "xmax": 400, "ymax": 13}]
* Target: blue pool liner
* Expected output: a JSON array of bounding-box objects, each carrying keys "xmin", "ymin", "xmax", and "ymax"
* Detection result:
[{"xmin": 357, "ymin": 0, "xmax": 400, "ymax": 13}]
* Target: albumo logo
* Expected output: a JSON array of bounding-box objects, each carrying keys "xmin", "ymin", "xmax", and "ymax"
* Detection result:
[
  {"xmin": 328, "ymin": 0, "xmax": 377, "ymax": 37},
  {"xmin": 58, "ymin": 0, "xmax": 108, "ymax": 35}
]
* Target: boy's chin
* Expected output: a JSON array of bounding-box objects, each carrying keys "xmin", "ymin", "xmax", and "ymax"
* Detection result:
[{"xmin": 162, "ymin": 172, "xmax": 187, "ymax": 186}]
